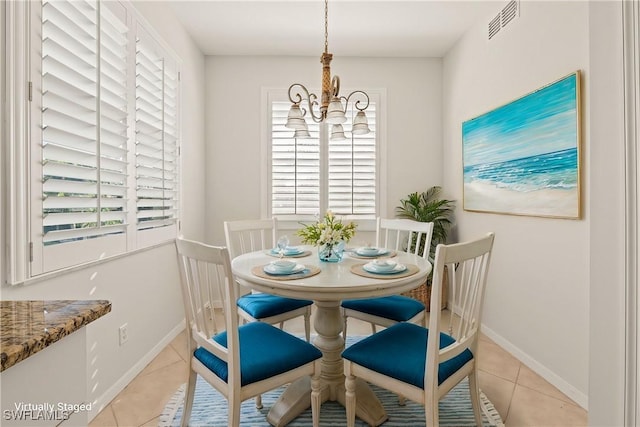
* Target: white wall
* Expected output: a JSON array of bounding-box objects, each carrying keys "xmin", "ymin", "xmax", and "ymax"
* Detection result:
[
  {"xmin": 588, "ymin": 1, "xmax": 627, "ymax": 425},
  {"xmin": 443, "ymin": 1, "xmax": 590, "ymax": 407},
  {"xmin": 0, "ymin": 1, "xmax": 205, "ymax": 419},
  {"xmin": 204, "ymin": 56, "xmax": 442, "ymax": 245}
]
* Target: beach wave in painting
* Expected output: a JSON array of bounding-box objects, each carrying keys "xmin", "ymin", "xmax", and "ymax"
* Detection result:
[
  {"xmin": 463, "ymin": 147, "xmax": 578, "ymax": 217},
  {"xmin": 463, "ymin": 147, "xmax": 578, "ymax": 192}
]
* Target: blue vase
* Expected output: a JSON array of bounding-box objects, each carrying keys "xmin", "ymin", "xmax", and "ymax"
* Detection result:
[{"xmin": 318, "ymin": 241, "xmax": 345, "ymax": 262}]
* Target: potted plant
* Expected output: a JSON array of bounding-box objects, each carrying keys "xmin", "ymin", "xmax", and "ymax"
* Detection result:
[{"xmin": 395, "ymin": 186, "xmax": 455, "ymax": 310}]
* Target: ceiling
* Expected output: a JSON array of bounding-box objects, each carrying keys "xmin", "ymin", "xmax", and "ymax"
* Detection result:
[{"xmin": 166, "ymin": 1, "xmax": 504, "ymax": 57}]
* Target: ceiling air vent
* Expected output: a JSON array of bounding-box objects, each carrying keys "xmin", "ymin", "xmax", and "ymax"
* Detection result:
[
  {"xmin": 488, "ymin": 14, "xmax": 501, "ymax": 40},
  {"xmin": 488, "ymin": 0, "xmax": 520, "ymax": 40},
  {"xmin": 501, "ymin": 0, "xmax": 519, "ymax": 26}
]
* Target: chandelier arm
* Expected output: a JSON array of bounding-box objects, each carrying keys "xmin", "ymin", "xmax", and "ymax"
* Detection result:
[
  {"xmin": 331, "ymin": 75, "xmax": 340, "ymax": 97},
  {"xmin": 288, "ymin": 83, "xmax": 324, "ymax": 123},
  {"xmin": 343, "ymin": 90, "xmax": 371, "ymax": 112}
]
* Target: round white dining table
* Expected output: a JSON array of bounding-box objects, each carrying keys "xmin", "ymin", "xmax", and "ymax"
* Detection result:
[{"xmin": 231, "ymin": 246, "xmax": 432, "ymax": 427}]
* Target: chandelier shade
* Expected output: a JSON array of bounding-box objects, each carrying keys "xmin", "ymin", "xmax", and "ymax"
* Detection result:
[
  {"xmin": 330, "ymin": 124, "xmax": 347, "ymax": 141},
  {"xmin": 285, "ymin": 0, "xmax": 371, "ymax": 140},
  {"xmin": 351, "ymin": 111, "xmax": 371, "ymax": 135}
]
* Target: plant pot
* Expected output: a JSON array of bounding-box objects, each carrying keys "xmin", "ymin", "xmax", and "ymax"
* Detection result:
[{"xmin": 404, "ymin": 265, "xmax": 448, "ymax": 311}]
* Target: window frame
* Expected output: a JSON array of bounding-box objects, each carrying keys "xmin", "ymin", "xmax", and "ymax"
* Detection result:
[
  {"xmin": 4, "ymin": 0, "xmax": 182, "ymax": 285},
  {"xmin": 261, "ymin": 87, "xmax": 387, "ymax": 233}
]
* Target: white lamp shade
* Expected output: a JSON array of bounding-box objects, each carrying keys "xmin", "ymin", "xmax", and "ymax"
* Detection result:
[
  {"xmin": 287, "ymin": 103, "xmax": 304, "ymax": 119},
  {"xmin": 351, "ymin": 111, "xmax": 370, "ymax": 135},
  {"xmin": 294, "ymin": 128, "xmax": 311, "ymax": 138},
  {"xmin": 325, "ymin": 97, "xmax": 346, "ymax": 124},
  {"xmin": 285, "ymin": 117, "xmax": 309, "ymax": 131},
  {"xmin": 330, "ymin": 124, "xmax": 346, "ymax": 141},
  {"xmin": 285, "ymin": 104, "xmax": 308, "ymax": 130}
]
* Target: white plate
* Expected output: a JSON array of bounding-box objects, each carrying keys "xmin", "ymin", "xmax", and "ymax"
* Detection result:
[
  {"xmin": 263, "ymin": 263, "xmax": 306, "ymax": 275},
  {"xmin": 354, "ymin": 247, "xmax": 389, "ymax": 257},
  {"xmin": 363, "ymin": 262, "xmax": 407, "ymax": 275},
  {"xmin": 271, "ymin": 247, "xmax": 304, "ymax": 256}
]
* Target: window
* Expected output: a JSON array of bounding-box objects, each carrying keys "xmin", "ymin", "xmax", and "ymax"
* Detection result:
[
  {"xmin": 6, "ymin": 0, "xmax": 180, "ymax": 281},
  {"xmin": 269, "ymin": 92, "xmax": 380, "ymax": 222}
]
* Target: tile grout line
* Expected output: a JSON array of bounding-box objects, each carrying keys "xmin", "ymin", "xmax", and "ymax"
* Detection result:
[{"xmin": 502, "ymin": 363, "xmax": 520, "ymax": 425}]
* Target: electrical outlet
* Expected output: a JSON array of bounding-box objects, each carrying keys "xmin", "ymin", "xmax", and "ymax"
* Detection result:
[{"xmin": 119, "ymin": 323, "xmax": 128, "ymax": 346}]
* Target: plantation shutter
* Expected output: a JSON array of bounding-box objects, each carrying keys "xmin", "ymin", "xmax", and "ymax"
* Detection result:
[
  {"xmin": 41, "ymin": 0, "xmax": 128, "ymax": 246},
  {"xmin": 328, "ymin": 102, "xmax": 376, "ymax": 215},
  {"xmin": 135, "ymin": 27, "xmax": 179, "ymax": 230},
  {"xmin": 271, "ymin": 101, "xmax": 320, "ymax": 215}
]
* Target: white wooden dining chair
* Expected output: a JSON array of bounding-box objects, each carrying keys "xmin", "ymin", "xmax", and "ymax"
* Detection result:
[
  {"xmin": 175, "ymin": 238, "xmax": 322, "ymax": 427},
  {"xmin": 342, "ymin": 232, "xmax": 495, "ymax": 427},
  {"xmin": 341, "ymin": 218, "xmax": 434, "ymax": 337},
  {"xmin": 224, "ymin": 218, "xmax": 313, "ymax": 343}
]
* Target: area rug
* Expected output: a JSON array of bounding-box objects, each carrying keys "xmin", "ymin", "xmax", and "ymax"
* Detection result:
[{"xmin": 159, "ymin": 337, "xmax": 504, "ymax": 427}]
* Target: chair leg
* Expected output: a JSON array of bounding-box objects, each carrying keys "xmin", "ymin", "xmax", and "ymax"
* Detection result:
[
  {"xmin": 469, "ymin": 370, "xmax": 483, "ymax": 427},
  {"xmin": 255, "ymin": 394, "xmax": 263, "ymax": 409},
  {"xmin": 398, "ymin": 394, "xmax": 406, "ymax": 406},
  {"xmin": 425, "ymin": 395, "xmax": 438, "ymax": 427},
  {"xmin": 311, "ymin": 361, "xmax": 322, "ymax": 427},
  {"xmin": 304, "ymin": 307, "xmax": 311, "ymax": 342},
  {"xmin": 279, "ymin": 321, "xmax": 284, "ymax": 329},
  {"xmin": 345, "ymin": 372, "xmax": 357, "ymax": 427},
  {"xmin": 229, "ymin": 395, "xmax": 241, "ymax": 427},
  {"xmin": 370, "ymin": 323, "xmax": 377, "ymax": 334},
  {"xmin": 181, "ymin": 370, "xmax": 197, "ymax": 427}
]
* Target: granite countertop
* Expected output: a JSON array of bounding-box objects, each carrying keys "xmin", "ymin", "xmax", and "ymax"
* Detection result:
[{"xmin": 0, "ymin": 300, "xmax": 112, "ymax": 372}]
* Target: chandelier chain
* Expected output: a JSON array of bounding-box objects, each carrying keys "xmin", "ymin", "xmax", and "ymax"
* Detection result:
[{"xmin": 324, "ymin": 0, "xmax": 329, "ymax": 54}]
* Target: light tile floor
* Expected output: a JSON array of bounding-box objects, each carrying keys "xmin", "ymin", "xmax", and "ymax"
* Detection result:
[{"xmin": 90, "ymin": 310, "xmax": 587, "ymax": 427}]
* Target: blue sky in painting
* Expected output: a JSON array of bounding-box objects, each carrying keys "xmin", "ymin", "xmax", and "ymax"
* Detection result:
[{"xmin": 463, "ymin": 73, "xmax": 578, "ymax": 167}]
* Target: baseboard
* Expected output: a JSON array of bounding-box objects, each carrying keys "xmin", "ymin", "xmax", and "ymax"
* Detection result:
[
  {"xmin": 480, "ymin": 323, "xmax": 588, "ymax": 410},
  {"xmin": 87, "ymin": 319, "xmax": 186, "ymax": 422}
]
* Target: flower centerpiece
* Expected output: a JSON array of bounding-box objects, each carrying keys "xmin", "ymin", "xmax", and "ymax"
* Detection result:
[{"xmin": 297, "ymin": 211, "xmax": 357, "ymax": 262}]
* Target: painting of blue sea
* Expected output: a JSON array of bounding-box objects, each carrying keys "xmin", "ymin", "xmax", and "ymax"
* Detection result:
[{"xmin": 462, "ymin": 72, "xmax": 581, "ymax": 218}]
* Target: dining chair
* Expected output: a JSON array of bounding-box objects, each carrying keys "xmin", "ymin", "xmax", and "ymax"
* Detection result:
[
  {"xmin": 224, "ymin": 218, "xmax": 313, "ymax": 343},
  {"xmin": 341, "ymin": 218, "xmax": 434, "ymax": 337},
  {"xmin": 342, "ymin": 232, "xmax": 495, "ymax": 427},
  {"xmin": 175, "ymin": 238, "xmax": 322, "ymax": 427}
]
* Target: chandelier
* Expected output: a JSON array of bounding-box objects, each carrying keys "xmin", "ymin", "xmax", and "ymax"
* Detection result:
[{"xmin": 285, "ymin": 0, "xmax": 371, "ymax": 141}]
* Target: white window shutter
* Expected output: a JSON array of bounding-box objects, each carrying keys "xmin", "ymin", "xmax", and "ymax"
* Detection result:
[
  {"xmin": 135, "ymin": 26, "xmax": 179, "ymax": 232},
  {"xmin": 40, "ymin": 0, "xmax": 128, "ymax": 255},
  {"xmin": 328, "ymin": 102, "xmax": 376, "ymax": 215},
  {"xmin": 27, "ymin": 0, "xmax": 181, "ymax": 277},
  {"xmin": 270, "ymin": 99, "xmax": 376, "ymax": 218},
  {"xmin": 271, "ymin": 102, "xmax": 320, "ymax": 215}
]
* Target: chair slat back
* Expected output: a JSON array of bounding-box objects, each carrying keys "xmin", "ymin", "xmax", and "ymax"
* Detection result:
[
  {"xmin": 224, "ymin": 218, "xmax": 277, "ymax": 259},
  {"xmin": 425, "ymin": 233, "xmax": 495, "ymax": 389},
  {"xmin": 176, "ymin": 239, "xmax": 240, "ymax": 380},
  {"xmin": 376, "ymin": 218, "xmax": 434, "ymax": 259}
]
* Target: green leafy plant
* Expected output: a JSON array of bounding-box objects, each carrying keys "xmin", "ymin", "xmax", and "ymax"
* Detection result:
[
  {"xmin": 297, "ymin": 210, "xmax": 357, "ymax": 246},
  {"xmin": 395, "ymin": 186, "xmax": 455, "ymax": 260}
]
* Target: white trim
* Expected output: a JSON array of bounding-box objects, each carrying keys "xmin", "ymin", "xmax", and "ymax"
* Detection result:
[
  {"xmin": 623, "ymin": 0, "xmax": 640, "ymax": 424},
  {"xmin": 7, "ymin": 239, "xmax": 175, "ymax": 287},
  {"xmin": 481, "ymin": 323, "xmax": 588, "ymax": 410},
  {"xmin": 87, "ymin": 319, "xmax": 186, "ymax": 422},
  {"xmin": 4, "ymin": 0, "xmax": 30, "ymax": 285}
]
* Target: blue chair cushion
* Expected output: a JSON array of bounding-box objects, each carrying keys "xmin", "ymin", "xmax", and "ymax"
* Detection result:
[
  {"xmin": 341, "ymin": 295, "xmax": 425, "ymax": 322},
  {"xmin": 341, "ymin": 322, "xmax": 473, "ymax": 388},
  {"xmin": 194, "ymin": 322, "xmax": 321, "ymax": 386},
  {"xmin": 237, "ymin": 294, "xmax": 312, "ymax": 319}
]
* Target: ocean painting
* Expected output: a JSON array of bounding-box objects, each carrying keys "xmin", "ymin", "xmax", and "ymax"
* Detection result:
[{"xmin": 462, "ymin": 72, "xmax": 581, "ymax": 218}]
